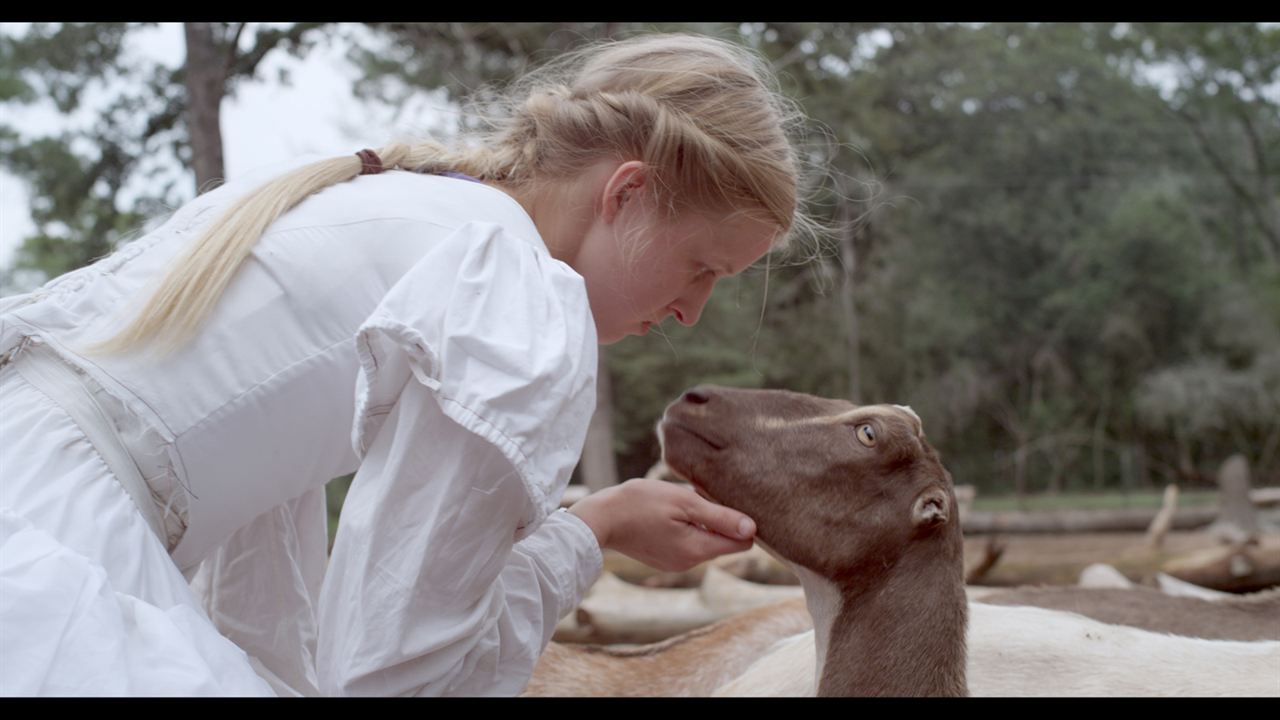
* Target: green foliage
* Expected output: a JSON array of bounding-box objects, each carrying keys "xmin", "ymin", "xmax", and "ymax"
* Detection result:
[
  {"xmin": 2, "ymin": 24, "xmax": 184, "ymax": 294},
  {"xmin": 346, "ymin": 23, "xmax": 714, "ymax": 107},
  {"xmin": 278, "ymin": 21, "xmax": 1280, "ymax": 491},
  {"xmin": 4, "ymin": 23, "xmax": 133, "ymax": 111},
  {"xmin": 0, "ymin": 22, "xmax": 328, "ymax": 296},
  {"xmin": 8, "ymin": 22, "xmax": 1278, "ymax": 497}
]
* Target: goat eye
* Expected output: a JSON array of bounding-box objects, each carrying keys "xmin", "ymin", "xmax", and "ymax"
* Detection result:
[{"xmin": 856, "ymin": 424, "xmax": 876, "ymax": 447}]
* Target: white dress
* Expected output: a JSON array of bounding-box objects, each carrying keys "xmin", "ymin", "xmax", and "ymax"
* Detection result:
[{"xmin": 0, "ymin": 158, "xmax": 603, "ymax": 696}]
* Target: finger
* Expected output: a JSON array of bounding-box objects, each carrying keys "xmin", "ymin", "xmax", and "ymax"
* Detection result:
[
  {"xmin": 683, "ymin": 495, "xmax": 757, "ymax": 540},
  {"xmin": 684, "ymin": 524, "xmax": 754, "ymax": 561}
]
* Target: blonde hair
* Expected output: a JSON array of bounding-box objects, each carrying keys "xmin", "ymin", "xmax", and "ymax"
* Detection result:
[{"xmin": 96, "ymin": 33, "xmax": 815, "ymax": 354}]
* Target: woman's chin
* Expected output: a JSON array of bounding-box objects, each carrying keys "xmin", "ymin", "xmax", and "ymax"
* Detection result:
[
  {"xmin": 595, "ymin": 318, "xmax": 656, "ymax": 344},
  {"xmin": 597, "ymin": 327, "xmax": 628, "ymax": 345}
]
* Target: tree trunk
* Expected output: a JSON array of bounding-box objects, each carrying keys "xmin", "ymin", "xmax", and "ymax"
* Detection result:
[
  {"xmin": 1176, "ymin": 107, "xmax": 1280, "ymax": 264},
  {"xmin": 580, "ymin": 348, "xmax": 620, "ymax": 491},
  {"xmin": 1134, "ymin": 445, "xmax": 1151, "ymax": 489},
  {"xmin": 184, "ymin": 23, "xmax": 228, "ymax": 193},
  {"xmin": 1091, "ymin": 397, "xmax": 1108, "ymax": 491},
  {"xmin": 1012, "ymin": 446, "xmax": 1028, "ymax": 508},
  {"xmin": 1046, "ymin": 446, "xmax": 1068, "ymax": 496}
]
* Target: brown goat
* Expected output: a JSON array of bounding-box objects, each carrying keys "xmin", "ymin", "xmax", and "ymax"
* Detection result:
[
  {"xmin": 527, "ymin": 387, "xmax": 1279, "ymax": 697},
  {"xmin": 567, "ymin": 386, "xmax": 969, "ymax": 696}
]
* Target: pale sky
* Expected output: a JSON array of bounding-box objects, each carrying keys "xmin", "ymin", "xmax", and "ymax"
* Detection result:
[{"xmin": 0, "ymin": 23, "xmax": 451, "ymax": 279}]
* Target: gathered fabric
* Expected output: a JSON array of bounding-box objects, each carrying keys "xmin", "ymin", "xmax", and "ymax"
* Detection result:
[
  {"xmin": 0, "ymin": 158, "xmax": 602, "ymax": 696},
  {"xmin": 0, "ymin": 373, "xmax": 277, "ymax": 696}
]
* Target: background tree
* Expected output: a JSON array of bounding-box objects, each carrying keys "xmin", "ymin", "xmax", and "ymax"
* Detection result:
[
  {"xmin": 0, "ymin": 22, "xmax": 327, "ymax": 294},
  {"xmin": 5, "ymin": 23, "xmax": 1276, "ymax": 511}
]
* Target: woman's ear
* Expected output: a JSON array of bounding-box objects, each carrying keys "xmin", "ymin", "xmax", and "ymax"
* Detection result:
[{"xmin": 601, "ymin": 160, "xmax": 649, "ymax": 223}]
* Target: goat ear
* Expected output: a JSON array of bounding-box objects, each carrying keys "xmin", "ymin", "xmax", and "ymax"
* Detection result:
[{"xmin": 912, "ymin": 488, "xmax": 950, "ymax": 530}]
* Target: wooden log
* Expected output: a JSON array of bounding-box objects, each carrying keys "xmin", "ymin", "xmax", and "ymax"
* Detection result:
[
  {"xmin": 1156, "ymin": 572, "xmax": 1235, "ymax": 601},
  {"xmin": 1163, "ymin": 540, "xmax": 1280, "ymax": 594},
  {"xmin": 1252, "ymin": 488, "xmax": 1280, "ymax": 507},
  {"xmin": 962, "ymin": 531, "xmax": 1250, "ymax": 587},
  {"xmin": 962, "ymin": 506, "xmax": 1218, "ymax": 535},
  {"xmin": 699, "ymin": 566, "xmax": 804, "ymax": 616},
  {"xmin": 1146, "ymin": 484, "xmax": 1180, "ymax": 549},
  {"xmin": 559, "ymin": 573, "xmax": 723, "ymax": 645},
  {"xmin": 964, "ymin": 535, "xmax": 1005, "ymax": 584},
  {"xmin": 552, "ymin": 606, "xmax": 595, "ymax": 644},
  {"xmin": 710, "ymin": 544, "xmax": 797, "ymax": 586},
  {"xmin": 555, "ymin": 569, "xmax": 806, "ymax": 645},
  {"xmin": 602, "ymin": 550, "xmax": 674, "ymax": 583}
]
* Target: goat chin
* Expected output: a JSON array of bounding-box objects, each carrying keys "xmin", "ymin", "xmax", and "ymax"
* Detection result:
[{"xmin": 713, "ymin": 603, "xmax": 1280, "ymax": 697}]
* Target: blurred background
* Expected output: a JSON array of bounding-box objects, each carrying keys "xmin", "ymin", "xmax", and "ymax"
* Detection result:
[{"xmin": 3, "ymin": 22, "xmax": 1277, "ymax": 536}]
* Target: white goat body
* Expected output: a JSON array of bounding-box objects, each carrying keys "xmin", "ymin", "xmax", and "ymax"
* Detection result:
[{"xmin": 713, "ymin": 602, "xmax": 1280, "ymax": 697}]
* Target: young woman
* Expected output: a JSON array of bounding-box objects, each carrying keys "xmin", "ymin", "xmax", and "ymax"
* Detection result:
[{"xmin": 0, "ymin": 33, "xmax": 811, "ymax": 696}]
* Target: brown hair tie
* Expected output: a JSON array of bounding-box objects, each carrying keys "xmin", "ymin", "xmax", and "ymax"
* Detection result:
[{"xmin": 356, "ymin": 148, "xmax": 384, "ymax": 175}]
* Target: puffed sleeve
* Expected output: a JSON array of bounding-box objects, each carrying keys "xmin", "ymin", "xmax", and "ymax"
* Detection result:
[
  {"xmin": 348, "ymin": 221, "xmax": 596, "ymax": 537},
  {"xmin": 316, "ymin": 222, "xmax": 601, "ymax": 696}
]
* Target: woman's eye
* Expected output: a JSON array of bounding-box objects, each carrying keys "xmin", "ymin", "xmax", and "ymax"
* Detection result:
[{"xmin": 856, "ymin": 424, "xmax": 876, "ymax": 447}]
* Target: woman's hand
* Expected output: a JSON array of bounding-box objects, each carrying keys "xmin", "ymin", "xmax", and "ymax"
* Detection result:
[{"xmin": 567, "ymin": 477, "xmax": 756, "ymax": 572}]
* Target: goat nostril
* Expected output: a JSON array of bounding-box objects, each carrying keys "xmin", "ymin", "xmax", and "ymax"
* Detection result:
[{"xmin": 683, "ymin": 388, "xmax": 711, "ymax": 405}]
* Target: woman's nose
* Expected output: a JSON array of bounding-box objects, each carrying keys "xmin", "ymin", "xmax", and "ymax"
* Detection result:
[{"xmin": 671, "ymin": 287, "xmax": 713, "ymax": 327}]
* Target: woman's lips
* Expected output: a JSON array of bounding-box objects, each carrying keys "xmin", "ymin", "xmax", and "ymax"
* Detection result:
[{"xmin": 640, "ymin": 313, "xmax": 668, "ymax": 335}]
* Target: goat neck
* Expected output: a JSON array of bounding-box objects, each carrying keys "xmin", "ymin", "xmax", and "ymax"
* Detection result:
[
  {"xmin": 660, "ymin": 386, "xmax": 969, "ymax": 697},
  {"xmin": 821, "ymin": 540, "xmax": 968, "ymax": 696}
]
